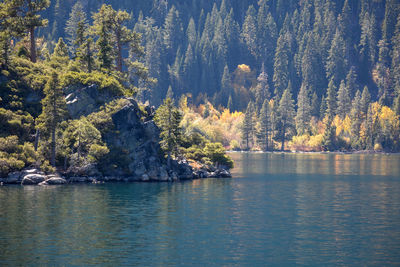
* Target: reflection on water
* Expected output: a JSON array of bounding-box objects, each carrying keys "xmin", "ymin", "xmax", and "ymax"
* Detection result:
[
  {"xmin": 231, "ymin": 152, "xmax": 400, "ymax": 177},
  {"xmin": 0, "ymin": 153, "xmax": 400, "ymax": 266}
]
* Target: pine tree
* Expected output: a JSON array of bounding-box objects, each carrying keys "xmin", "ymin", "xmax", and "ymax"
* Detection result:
[
  {"xmin": 0, "ymin": 0, "xmax": 26, "ymax": 67},
  {"xmin": 311, "ymin": 91, "xmax": 320, "ymax": 118},
  {"xmin": 92, "ymin": 4, "xmax": 137, "ymax": 72},
  {"xmin": 376, "ymin": 39, "xmax": 393, "ymax": 106},
  {"xmin": 254, "ymin": 63, "xmax": 270, "ymax": 109},
  {"xmin": 392, "ymin": 15, "xmax": 400, "ymax": 109},
  {"xmin": 382, "ymin": 0, "xmax": 400, "ymax": 41},
  {"xmin": 13, "ymin": 0, "xmax": 50, "ymax": 62},
  {"xmin": 359, "ymin": 11, "xmax": 378, "ymax": 66},
  {"xmin": 326, "ymin": 29, "xmax": 348, "ymax": 85},
  {"xmin": 320, "ymin": 96, "xmax": 327, "ymax": 119},
  {"xmin": 321, "ymin": 124, "xmax": 337, "ymax": 151},
  {"xmin": 241, "ymin": 101, "xmax": 255, "ymax": 150},
  {"xmin": 164, "ymin": 6, "xmax": 183, "ymax": 61},
  {"xmin": 186, "ymin": 17, "xmax": 197, "ymax": 47},
  {"xmin": 360, "ymin": 86, "xmax": 371, "ymax": 117},
  {"xmin": 38, "ymin": 72, "xmax": 68, "ymax": 166},
  {"xmin": 96, "ymin": 23, "xmax": 113, "ymax": 70},
  {"xmin": 336, "ymin": 80, "xmax": 351, "ymax": 119},
  {"xmin": 301, "ymin": 32, "xmax": 325, "ymax": 96},
  {"xmin": 278, "ymin": 84, "xmax": 295, "ymax": 151},
  {"xmin": 273, "ymin": 33, "xmax": 289, "ymax": 98},
  {"xmin": 337, "ymin": 0, "xmax": 353, "ymax": 42},
  {"xmin": 65, "ymin": 2, "xmax": 87, "ymax": 56},
  {"xmin": 218, "ymin": 65, "xmax": 231, "ymax": 107},
  {"xmin": 76, "ymin": 37, "xmax": 94, "ymax": 73},
  {"xmin": 242, "ymin": 5, "xmax": 257, "ymax": 58},
  {"xmin": 258, "ymin": 99, "xmax": 271, "ymax": 151},
  {"xmin": 50, "ymin": 37, "xmax": 69, "ymax": 69},
  {"xmin": 350, "ymin": 90, "xmax": 363, "ymax": 148},
  {"xmin": 154, "ymin": 97, "xmax": 183, "ymax": 167},
  {"xmin": 345, "ymin": 66, "xmax": 359, "ymax": 97},
  {"xmin": 325, "ymin": 78, "xmax": 337, "ymax": 120},
  {"xmin": 295, "ymin": 83, "xmax": 311, "ymax": 135}
]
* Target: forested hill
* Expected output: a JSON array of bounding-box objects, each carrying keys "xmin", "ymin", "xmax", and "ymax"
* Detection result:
[{"xmin": 40, "ymin": 0, "xmax": 400, "ymax": 110}]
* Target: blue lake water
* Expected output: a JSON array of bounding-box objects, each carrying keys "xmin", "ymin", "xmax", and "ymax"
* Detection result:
[{"xmin": 0, "ymin": 152, "xmax": 400, "ymax": 266}]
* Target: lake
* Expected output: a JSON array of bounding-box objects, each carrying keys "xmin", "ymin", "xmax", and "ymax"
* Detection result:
[{"xmin": 1, "ymin": 152, "xmax": 400, "ymax": 266}]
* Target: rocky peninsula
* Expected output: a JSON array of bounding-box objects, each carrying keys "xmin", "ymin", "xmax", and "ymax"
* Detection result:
[{"xmin": 0, "ymin": 83, "xmax": 231, "ymax": 186}]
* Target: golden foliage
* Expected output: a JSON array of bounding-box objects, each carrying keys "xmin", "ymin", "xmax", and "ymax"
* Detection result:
[
  {"xmin": 237, "ymin": 64, "xmax": 251, "ymax": 72},
  {"xmin": 181, "ymin": 103, "xmax": 244, "ymax": 148}
]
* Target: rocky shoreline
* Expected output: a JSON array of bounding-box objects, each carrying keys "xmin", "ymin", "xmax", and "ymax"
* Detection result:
[{"xmin": 0, "ymin": 164, "xmax": 231, "ymax": 186}]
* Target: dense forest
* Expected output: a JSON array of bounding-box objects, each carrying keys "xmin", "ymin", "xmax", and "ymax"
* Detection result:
[
  {"xmin": 40, "ymin": 0, "xmax": 400, "ymax": 152},
  {"xmin": 0, "ymin": 0, "xmax": 400, "ymax": 178},
  {"xmin": 35, "ymin": 0, "xmax": 399, "ymax": 107}
]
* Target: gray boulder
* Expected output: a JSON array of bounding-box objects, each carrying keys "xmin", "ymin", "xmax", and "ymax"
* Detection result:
[
  {"xmin": 45, "ymin": 176, "xmax": 67, "ymax": 185},
  {"xmin": 21, "ymin": 174, "xmax": 46, "ymax": 185}
]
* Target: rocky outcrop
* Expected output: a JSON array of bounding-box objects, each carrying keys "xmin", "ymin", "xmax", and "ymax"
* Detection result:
[
  {"xmin": 65, "ymin": 84, "xmax": 115, "ymax": 119},
  {"xmin": 192, "ymin": 164, "xmax": 232, "ymax": 179},
  {"xmin": 0, "ymin": 87, "xmax": 232, "ymax": 186},
  {"xmin": 98, "ymin": 98, "xmax": 173, "ymax": 180}
]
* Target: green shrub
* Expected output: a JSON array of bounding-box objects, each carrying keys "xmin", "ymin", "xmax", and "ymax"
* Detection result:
[
  {"xmin": 61, "ymin": 71, "xmax": 125, "ymax": 96},
  {"xmin": 204, "ymin": 142, "xmax": 234, "ymax": 169}
]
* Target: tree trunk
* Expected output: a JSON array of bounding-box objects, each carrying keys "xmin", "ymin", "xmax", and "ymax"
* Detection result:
[
  {"xmin": 87, "ymin": 41, "xmax": 92, "ymax": 73},
  {"xmin": 51, "ymin": 127, "xmax": 56, "ymax": 167},
  {"xmin": 30, "ymin": 26, "xmax": 36, "ymax": 63},
  {"xmin": 77, "ymin": 134, "xmax": 81, "ymax": 163},
  {"xmin": 34, "ymin": 129, "xmax": 40, "ymax": 151},
  {"xmin": 281, "ymin": 124, "xmax": 285, "ymax": 151},
  {"xmin": 116, "ymin": 33, "xmax": 122, "ymax": 72}
]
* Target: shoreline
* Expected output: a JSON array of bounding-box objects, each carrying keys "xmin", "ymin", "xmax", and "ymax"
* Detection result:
[{"xmin": 0, "ymin": 166, "xmax": 232, "ymax": 186}]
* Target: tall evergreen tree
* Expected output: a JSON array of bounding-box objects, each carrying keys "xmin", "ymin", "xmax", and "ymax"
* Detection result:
[
  {"xmin": 0, "ymin": 0, "xmax": 27, "ymax": 67},
  {"xmin": 65, "ymin": 2, "xmax": 87, "ymax": 56},
  {"xmin": 50, "ymin": 37, "xmax": 69, "ymax": 68},
  {"xmin": 278, "ymin": 84, "xmax": 295, "ymax": 151},
  {"xmin": 376, "ymin": 39, "xmax": 393, "ymax": 106},
  {"xmin": 295, "ymin": 83, "xmax": 311, "ymax": 135},
  {"xmin": 15, "ymin": 0, "xmax": 50, "ymax": 62},
  {"xmin": 360, "ymin": 86, "xmax": 371, "ymax": 116},
  {"xmin": 392, "ymin": 15, "xmax": 400, "ymax": 109},
  {"xmin": 345, "ymin": 66, "xmax": 359, "ymax": 97},
  {"xmin": 311, "ymin": 91, "xmax": 320, "ymax": 118},
  {"xmin": 242, "ymin": 5, "xmax": 257, "ymax": 58},
  {"xmin": 359, "ymin": 11, "xmax": 378, "ymax": 66},
  {"xmin": 258, "ymin": 99, "xmax": 271, "ymax": 151},
  {"xmin": 326, "ymin": 29, "xmax": 348, "ymax": 85},
  {"xmin": 241, "ymin": 101, "xmax": 255, "ymax": 150},
  {"xmin": 350, "ymin": 90, "xmax": 363, "ymax": 148},
  {"xmin": 325, "ymin": 78, "xmax": 337, "ymax": 120},
  {"xmin": 218, "ymin": 65, "xmax": 231, "ymax": 107},
  {"xmin": 336, "ymin": 80, "xmax": 351, "ymax": 119},
  {"xmin": 273, "ymin": 33, "xmax": 290, "ymax": 98},
  {"xmin": 38, "ymin": 72, "xmax": 67, "ymax": 166},
  {"xmin": 254, "ymin": 63, "xmax": 270, "ymax": 109},
  {"xmin": 154, "ymin": 97, "xmax": 183, "ymax": 167},
  {"xmin": 164, "ymin": 6, "xmax": 183, "ymax": 61}
]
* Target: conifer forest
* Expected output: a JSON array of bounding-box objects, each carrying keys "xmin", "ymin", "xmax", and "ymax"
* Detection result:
[{"xmin": 1, "ymin": 0, "xmax": 400, "ymax": 176}]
